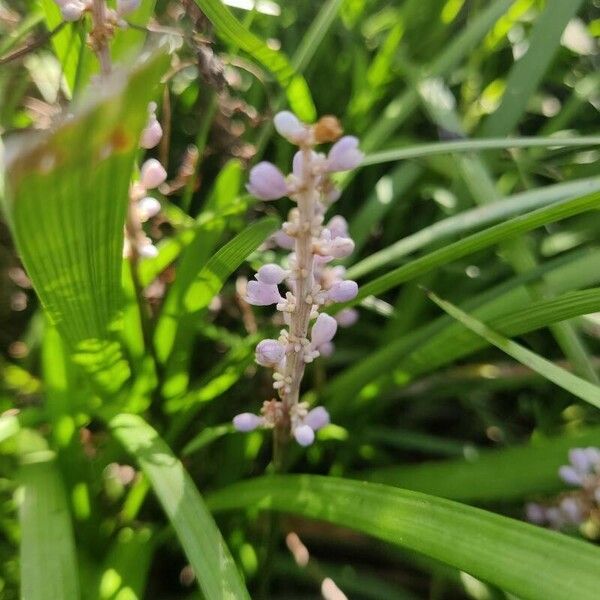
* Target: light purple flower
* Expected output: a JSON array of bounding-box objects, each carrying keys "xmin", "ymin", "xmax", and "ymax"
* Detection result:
[
  {"xmin": 60, "ymin": 1, "xmax": 85, "ymax": 20},
  {"xmin": 246, "ymin": 280, "xmax": 284, "ymax": 306},
  {"xmin": 325, "ymin": 236, "xmax": 355, "ymax": 259},
  {"xmin": 328, "ymin": 280, "xmax": 358, "ymax": 303},
  {"xmin": 317, "ymin": 341, "xmax": 334, "ymax": 357},
  {"xmin": 140, "ymin": 159, "xmax": 167, "ymax": 189},
  {"xmin": 336, "ymin": 308, "xmax": 359, "ymax": 328},
  {"xmin": 273, "ymin": 111, "xmax": 307, "ymax": 144},
  {"xmin": 559, "ymin": 465, "xmax": 583, "ymax": 486},
  {"xmin": 255, "ymin": 339, "xmax": 285, "ymax": 367},
  {"xmin": 327, "ymin": 215, "xmax": 348, "ymax": 239},
  {"xmin": 256, "ymin": 264, "xmax": 287, "ymax": 285},
  {"xmin": 233, "ymin": 413, "xmax": 263, "ymax": 432},
  {"xmin": 140, "ymin": 118, "xmax": 162, "ymax": 149},
  {"xmin": 293, "ymin": 424, "xmax": 315, "ymax": 446},
  {"xmin": 311, "ymin": 313, "xmax": 337, "ymax": 348},
  {"xmin": 326, "ymin": 136, "xmax": 363, "ymax": 172},
  {"xmin": 305, "ymin": 407, "xmax": 330, "ymax": 431},
  {"xmin": 569, "ymin": 448, "xmax": 592, "ymax": 473},
  {"xmin": 138, "ymin": 196, "xmax": 161, "ymax": 221},
  {"xmin": 273, "ymin": 229, "xmax": 295, "ymax": 250},
  {"xmin": 117, "ymin": 0, "xmax": 140, "ymax": 15},
  {"xmin": 525, "ymin": 503, "xmax": 546, "ymax": 524},
  {"xmin": 560, "ymin": 497, "xmax": 582, "ymax": 524},
  {"xmin": 247, "ymin": 162, "xmax": 288, "ymax": 200}
]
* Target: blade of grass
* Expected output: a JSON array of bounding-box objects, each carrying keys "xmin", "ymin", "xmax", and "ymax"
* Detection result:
[
  {"xmin": 208, "ymin": 475, "xmax": 600, "ymax": 600},
  {"xmin": 426, "ymin": 290, "xmax": 600, "ymax": 409},
  {"xmin": 109, "ymin": 413, "xmax": 250, "ymax": 600},
  {"xmin": 365, "ymin": 425, "xmax": 600, "ymax": 502}
]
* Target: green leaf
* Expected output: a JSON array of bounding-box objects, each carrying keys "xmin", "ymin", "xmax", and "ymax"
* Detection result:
[
  {"xmin": 366, "ymin": 426, "xmax": 600, "ymax": 502},
  {"xmin": 427, "ymin": 290, "xmax": 600, "ymax": 409},
  {"xmin": 362, "ymin": 136, "xmax": 600, "ymax": 167},
  {"xmin": 193, "ymin": 0, "xmax": 315, "ymax": 121},
  {"xmin": 0, "ymin": 412, "xmax": 20, "ymax": 444},
  {"xmin": 3, "ymin": 51, "xmax": 168, "ymax": 348},
  {"xmin": 340, "ymin": 191, "xmax": 600, "ymax": 306},
  {"xmin": 109, "ymin": 413, "xmax": 250, "ymax": 600},
  {"xmin": 19, "ymin": 443, "xmax": 80, "ymax": 600},
  {"xmin": 208, "ymin": 475, "xmax": 600, "ymax": 600},
  {"xmin": 480, "ymin": 0, "xmax": 587, "ymax": 136},
  {"xmin": 348, "ymin": 177, "xmax": 600, "ymax": 280}
]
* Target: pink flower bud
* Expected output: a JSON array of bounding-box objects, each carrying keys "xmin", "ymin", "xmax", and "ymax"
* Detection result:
[
  {"xmin": 246, "ymin": 280, "xmax": 284, "ymax": 306},
  {"xmin": 328, "ymin": 280, "xmax": 358, "ymax": 303},
  {"xmin": 274, "ymin": 111, "xmax": 307, "ymax": 144},
  {"xmin": 326, "ymin": 236, "xmax": 355, "ymax": 259},
  {"xmin": 117, "ymin": 0, "xmax": 140, "ymax": 14},
  {"xmin": 559, "ymin": 465, "xmax": 582, "ymax": 486},
  {"xmin": 305, "ymin": 407, "xmax": 330, "ymax": 431},
  {"xmin": 318, "ymin": 341, "xmax": 334, "ymax": 357},
  {"xmin": 569, "ymin": 448, "xmax": 591, "ymax": 473},
  {"xmin": 256, "ymin": 264, "xmax": 287, "ymax": 285},
  {"xmin": 336, "ymin": 308, "xmax": 359, "ymax": 328},
  {"xmin": 255, "ymin": 339, "xmax": 285, "ymax": 366},
  {"xmin": 233, "ymin": 413, "xmax": 263, "ymax": 432},
  {"xmin": 310, "ymin": 313, "xmax": 337, "ymax": 348},
  {"xmin": 60, "ymin": 1, "xmax": 85, "ymax": 20},
  {"xmin": 326, "ymin": 136, "xmax": 363, "ymax": 171},
  {"xmin": 140, "ymin": 159, "xmax": 167, "ymax": 189},
  {"xmin": 327, "ymin": 215, "xmax": 348, "ymax": 239},
  {"xmin": 273, "ymin": 230, "xmax": 295, "ymax": 249},
  {"xmin": 246, "ymin": 162, "xmax": 288, "ymax": 200},
  {"xmin": 138, "ymin": 196, "xmax": 161, "ymax": 221},
  {"xmin": 140, "ymin": 118, "xmax": 163, "ymax": 149},
  {"xmin": 293, "ymin": 424, "xmax": 315, "ymax": 446},
  {"xmin": 138, "ymin": 242, "xmax": 158, "ymax": 259}
]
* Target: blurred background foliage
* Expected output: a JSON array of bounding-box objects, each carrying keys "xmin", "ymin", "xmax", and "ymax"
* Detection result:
[{"xmin": 0, "ymin": 0, "xmax": 599, "ymax": 598}]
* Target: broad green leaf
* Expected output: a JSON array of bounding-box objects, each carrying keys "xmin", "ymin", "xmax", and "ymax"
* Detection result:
[
  {"xmin": 340, "ymin": 191, "xmax": 600, "ymax": 307},
  {"xmin": 362, "ymin": 136, "xmax": 600, "ymax": 167},
  {"xmin": 427, "ymin": 290, "xmax": 600, "ymax": 409},
  {"xmin": 480, "ymin": 0, "xmax": 586, "ymax": 136},
  {"xmin": 208, "ymin": 475, "xmax": 600, "ymax": 600},
  {"xmin": 19, "ymin": 440, "xmax": 80, "ymax": 600},
  {"xmin": 182, "ymin": 424, "xmax": 234, "ymax": 457},
  {"xmin": 3, "ymin": 51, "xmax": 168, "ymax": 348},
  {"xmin": 366, "ymin": 426, "xmax": 600, "ymax": 502},
  {"xmin": 109, "ymin": 413, "xmax": 249, "ymax": 600},
  {"xmin": 348, "ymin": 177, "xmax": 600, "ymax": 280},
  {"xmin": 193, "ymin": 0, "xmax": 315, "ymax": 121}
]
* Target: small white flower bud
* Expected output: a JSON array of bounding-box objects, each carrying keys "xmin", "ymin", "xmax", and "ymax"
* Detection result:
[
  {"xmin": 256, "ymin": 264, "xmax": 287, "ymax": 285},
  {"xmin": 233, "ymin": 413, "xmax": 263, "ymax": 432},
  {"xmin": 255, "ymin": 339, "xmax": 285, "ymax": 367},
  {"xmin": 293, "ymin": 424, "xmax": 315, "ymax": 446},
  {"xmin": 246, "ymin": 162, "xmax": 288, "ymax": 200},
  {"xmin": 140, "ymin": 159, "xmax": 167, "ymax": 189},
  {"xmin": 305, "ymin": 407, "xmax": 330, "ymax": 431},
  {"xmin": 140, "ymin": 118, "xmax": 163, "ymax": 149},
  {"xmin": 60, "ymin": 1, "xmax": 85, "ymax": 20},
  {"xmin": 138, "ymin": 196, "xmax": 161, "ymax": 221},
  {"xmin": 310, "ymin": 313, "xmax": 337, "ymax": 348},
  {"xmin": 138, "ymin": 242, "xmax": 158, "ymax": 259},
  {"xmin": 328, "ymin": 280, "xmax": 358, "ymax": 303},
  {"xmin": 274, "ymin": 111, "xmax": 307, "ymax": 144}
]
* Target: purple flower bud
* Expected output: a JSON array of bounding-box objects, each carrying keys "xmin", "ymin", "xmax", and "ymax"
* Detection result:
[
  {"xmin": 117, "ymin": 0, "xmax": 140, "ymax": 15},
  {"xmin": 140, "ymin": 118, "xmax": 163, "ymax": 149},
  {"xmin": 318, "ymin": 341, "xmax": 334, "ymax": 357},
  {"xmin": 233, "ymin": 413, "xmax": 263, "ymax": 432},
  {"xmin": 293, "ymin": 424, "xmax": 315, "ymax": 446},
  {"xmin": 326, "ymin": 187, "xmax": 342, "ymax": 203},
  {"xmin": 559, "ymin": 465, "xmax": 583, "ymax": 486},
  {"xmin": 327, "ymin": 216, "xmax": 349, "ymax": 240},
  {"xmin": 311, "ymin": 313, "xmax": 337, "ymax": 348},
  {"xmin": 255, "ymin": 339, "xmax": 285, "ymax": 367},
  {"xmin": 138, "ymin": 196, "xmax": 161, "ymax": 221},
  {"xmin": 140, "ymin": 159, "xmax": 167, "ymax": 189},
  {"xmin": 545, "ymin": 507, "xmax": 565, "ymax": 529},
  {"xmin": 273, "ymin": 230, "xmax": 295, "ymax": 250},
  {"xmin": 246, "ymin": 280, "xmax": 284, "ymax": 306},
  {"xmin": 305, "ymin": 407, "xmax": 330, "ymax": 431},
  {"xmin": 585, "ymin": 446, "xmax": 600, "ymax": 465},
  {"xmin": 560, "ymin": 497, "xmax": 583, "ymax": 524},
  {"xmin": 326, "ymin": 136, "xmax": 363, "ymax": 172},
  {"xmin": 256, "ymin": 264, "xmax": 287, "ymax": 285},
  {"xmin": 246, "ymin": 162, "xmax": 288, "ymax": 200},
  {"xmin": 328, "ymin": 280, "xmax": 358, "ymax": 303},
  {"xmin": 569, "ymin": 448, "xmax": 591, "ymax": 473},
  {"xmin": 273, "ymin": 111, "xmax": 307, "ymax": 143},
  {"xmin": 60, "ymin": 1, "xmax": 85, "ymax": 20},
  {"xmin": 336, "ymin": 308, "xmax": 359, "ymax": 328},
  {"xmin": 138, "ymin": 242, "xmax": 158, "ymax": 259},
  {"xmin": 325, "ymin": 236, "xmax": 355, "ymax": 259},
  {"xmin": 525, "ymin": 503, "xmax": 546, "ymax": 524}
]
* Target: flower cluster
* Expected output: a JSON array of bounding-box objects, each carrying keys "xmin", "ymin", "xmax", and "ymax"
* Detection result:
[
  {"xmin": 124, "ymin": 103, "xmax": 165, "ymax": 259},
  {"xmin": 53, "ymin": 0, "xmax": 139, "ymax": 24},
  {"xmin": 525, "ymin": 447, "xmax": 600, "ymax": 536},
  {"xmin": 233, "ymin": 111, "xmax": 363, "ymax": 446}
]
